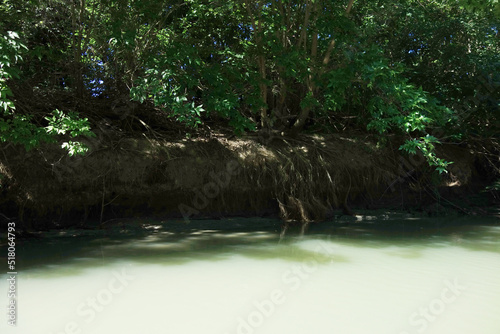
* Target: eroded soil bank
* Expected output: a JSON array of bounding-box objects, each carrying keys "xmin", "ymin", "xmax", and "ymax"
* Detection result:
[{"xmin": 0, "ymin": 131, "xmax": 498, "ymax": 230}]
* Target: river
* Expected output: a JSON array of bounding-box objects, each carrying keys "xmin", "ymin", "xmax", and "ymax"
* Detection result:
[{"xmin": 1, "ymin": 213, "xmax": 499, "ymax": 334}]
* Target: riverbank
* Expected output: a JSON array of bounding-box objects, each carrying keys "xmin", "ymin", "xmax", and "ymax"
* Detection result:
[{"xmin": 0, "ymin": 130, "xmax": 498, "ymax": 230}]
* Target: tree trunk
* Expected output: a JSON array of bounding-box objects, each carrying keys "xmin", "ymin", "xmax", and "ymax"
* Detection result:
[
  {"xmin": 72, "ymin": 0, "xmax": 85, "ymax": 99},
  {"xmin": 291, "ymin": 0, "xmax": 355, "ymax": 132}
]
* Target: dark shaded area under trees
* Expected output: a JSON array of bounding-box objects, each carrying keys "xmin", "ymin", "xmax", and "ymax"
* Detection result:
[{"xmin": 1, "ymin": 0, "xmax": 499, "ymax": 229}]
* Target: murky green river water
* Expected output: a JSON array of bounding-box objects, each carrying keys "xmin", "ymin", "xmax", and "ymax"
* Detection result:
[{"xmin": 1, "ymin": 214, "xmax": 500, "ymax": 334}]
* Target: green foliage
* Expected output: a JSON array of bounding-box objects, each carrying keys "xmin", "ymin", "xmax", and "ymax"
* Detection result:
[
  {"xmin": 45, "ymin": 110, "xmax": 95, "ymax": 155},
  {"xmin": 0, "ymin": 114, "xmax": 49, "ymax": 150},
  {"xmin": 485, "ymin": 179, "xmax": 500, "ymax": 191},
  {"xmin": 2, "ymin": 0, "xmax": 499, "ymax": 172},
  {"xmin": 323, "ymin": 66, "xmax": 355, "ymax": 112},
  {"xmin": 1, "ymin": 108, "xmax": 95, "ymax": 155},
  {"xmin": 0, "ymin": 30, "xmax": 46, "ymax": 150},
  {"xmin": 130, "ymin": 6, "xmax": 259, "ymax": 134},
  {"xmin": 400, "ymin": 135, "xmax": 453, "ymax": 174},
  {"xmin": 361, "ymin": 0, "xmax": 499, "ymax": 138},
  {"xmin": 363, "ymin": 53, "xmax": 452, "ymax": 135},
  {"xmin": 131, "ymin": 72, "xmax": 206, "ymax": 129},
  {"xmin": 458, "ymin": 0, "xmax": 500, "ymax": 16},
  {"xmin": 0, "ymin": 29, "xmax": 94, "ymax": 155},
  {"xmin": 327, "ymin": 47, "xmax": 455, "ymax": 172},
  {"xmin": 0, "ymin": 31, "xmax": 26, "ymax": 112}
]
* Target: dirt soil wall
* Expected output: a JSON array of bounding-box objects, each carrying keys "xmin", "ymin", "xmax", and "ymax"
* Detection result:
[{"xmin": 0, "ymin": 132, "xmax": 494, "ymax": 229}]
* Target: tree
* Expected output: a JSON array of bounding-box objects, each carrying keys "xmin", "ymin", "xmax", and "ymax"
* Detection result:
[{"xmin": 2, "ymin": 0, "xmax": 498, "ymax": 172}]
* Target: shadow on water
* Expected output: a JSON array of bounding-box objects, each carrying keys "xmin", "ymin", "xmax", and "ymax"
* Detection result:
[
  {"xmin": 4, "ymin": 214, "xmax": 500, "ymax": 274},
  {"xmin": 307, "ymin": 214, "xmax": 500, "ymax": 250}
]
